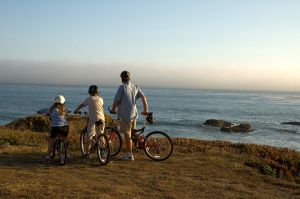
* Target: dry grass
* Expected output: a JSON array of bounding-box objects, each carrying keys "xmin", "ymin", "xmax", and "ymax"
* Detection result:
[{"xmin": 1, "ymin": 125, "xmax": 300, "ymax": 198}]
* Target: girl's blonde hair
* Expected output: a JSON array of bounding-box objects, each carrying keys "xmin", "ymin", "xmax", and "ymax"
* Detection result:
[{"xmin": 50, "ymin": 103, "xmax": 67, "ymax": 116}]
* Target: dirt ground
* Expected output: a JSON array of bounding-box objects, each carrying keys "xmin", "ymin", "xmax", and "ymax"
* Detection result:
[{"xmin": 1, "ymin": 143, "xmax": 300, "ymax": 199}]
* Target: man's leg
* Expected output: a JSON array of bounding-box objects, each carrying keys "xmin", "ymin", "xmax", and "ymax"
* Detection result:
[
  {"xmin": 120, "ymin": 120, "xmax": 134, "ymax": 159},
  {"xmin": 122, "ymin": 120, "xmax": 132, "ymax": 153}
]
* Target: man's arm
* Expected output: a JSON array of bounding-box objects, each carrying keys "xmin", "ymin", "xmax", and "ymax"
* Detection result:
[
  {"xmin": 110, "ymin": 101, "xmax": 118, "ymax": 114},
  {"xmin": 110, "ymin": 86, "xmax": 123, "ymax": 114},
  {"xmin": 141, "ymin": 96, "xmax": 149, "ymax": 116}
]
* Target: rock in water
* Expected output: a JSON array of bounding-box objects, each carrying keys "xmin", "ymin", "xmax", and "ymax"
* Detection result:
[
  {"xmin": 281, "ymin": 122, "xmax": 300, "ymax": 126},
  {"xmin": 204, "ymin": 119, "xmax": 251, "ymax": 133},
  {"xmin": 221, "ymin": 123, "xmax": 251, "ymax": 133},
  {"xmin": 203, "ymin": 119, "xmax": 232, "ymax": 128}
]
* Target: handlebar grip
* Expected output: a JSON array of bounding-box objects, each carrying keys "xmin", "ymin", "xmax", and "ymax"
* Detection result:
[
  {"xmin": 109, "ymin": 109, "xmax": 116, "ymax": 115},
  {"xmin": 107, "ymin": 106, "xmax": 116, "ymax": 114},
  {"xmin": 74, "ymin": 111, "xmax": 87, "ymax": 115}
]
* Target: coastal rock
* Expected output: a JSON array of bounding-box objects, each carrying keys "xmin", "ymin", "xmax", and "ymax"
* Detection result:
[
  {"xmin": 221, "ymin": 123, "xmax": 251, "ymax": 133},
  {"xmin": 203, "ymin": 119, "xmax": 232, "ymax": 128},
  {"xmin": 204, "ymin": 119, "xmax": 251, "ymax": 133},
  {"xmin": 281, "ymin": 122, "xmax": 300, "ymax": 126}
]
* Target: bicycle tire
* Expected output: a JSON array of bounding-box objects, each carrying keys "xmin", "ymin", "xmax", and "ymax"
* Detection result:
[
  {"xmin": 105, "ymin": 127, "xmax": 122, "ymax": 157},
  {"xmin": 144, "ymin": 131, "xmax": 173, "ymax": 161},
  {"xmin": 80, "ymin": 129, "xmax": 87, "ymax": 157},
  {"xmin": 58, "ymin": 139, "xmax": 67, "ymax": 165},
  {"xmin": 96, "ymin": 134, "xmax": 110, "ymax": 165}
]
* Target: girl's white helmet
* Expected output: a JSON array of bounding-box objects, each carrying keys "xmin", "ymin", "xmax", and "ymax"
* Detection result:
[{"xmin": 54, "ymin": 95, "xmax": 65, "ymax": 104}]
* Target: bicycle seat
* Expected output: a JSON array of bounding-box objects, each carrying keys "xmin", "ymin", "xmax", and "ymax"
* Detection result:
[{"xmin": 95, "ymin": 119, "xmax": 104, "ymax": 126}]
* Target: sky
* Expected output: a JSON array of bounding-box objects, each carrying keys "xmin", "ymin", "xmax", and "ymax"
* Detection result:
[{"xmin": 0, "ymin": 1, "xmax": 299, "ymax": 91}]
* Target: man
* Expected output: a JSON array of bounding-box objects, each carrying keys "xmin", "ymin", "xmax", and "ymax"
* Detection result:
[{"xmin": 111, "ymin": 71, "xmax": 149, "ymax": 160}]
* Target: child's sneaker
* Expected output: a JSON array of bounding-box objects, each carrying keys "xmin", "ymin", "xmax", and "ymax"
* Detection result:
[
  {"xmin": 123, "ymin": 155, "xmax": 134, "ymax": 161},
  {"xmin": 83, "ymin": 154, "xmax": 90, "ymax": 162},
  {"xmin": 43, "ymin": 156, "xmax": 50, "ymax": 165}
]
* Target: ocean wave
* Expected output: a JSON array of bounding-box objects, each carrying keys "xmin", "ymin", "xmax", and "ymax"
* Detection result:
[
  {"xmin": 263, "ymin": 94, "xmax": 300, "ymax": 102},
  {"xmin": 267, "ymin": 127, "xmax": 298, "ymax": 134},
  {"xmin": 144, "ymin": 119, "xmax": 203, "ymax": 128}
]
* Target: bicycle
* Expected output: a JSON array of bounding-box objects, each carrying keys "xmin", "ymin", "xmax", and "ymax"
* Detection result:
[
  {"xmin": 108, "ymin": 109, "xmax": 173, "ymax": 161},
  {"xmin": 77, "ymin": 111, "xmax": 110, "ymax": 165},
  {"xmin": 37, "ymin": 111, "xmax": 70, "ymax": 166},
  {"xmin": 50, "ymin": 135, "xmax": 68, "ymax": 165},
  {"xmin": 104, "ymin": 108, "xmax": 123, "ymax": 157}
]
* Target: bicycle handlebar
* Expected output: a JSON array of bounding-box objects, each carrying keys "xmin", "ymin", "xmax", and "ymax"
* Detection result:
[{"xmin": 73, "ymin": 110, "xmax": 88, "ymax": 115}]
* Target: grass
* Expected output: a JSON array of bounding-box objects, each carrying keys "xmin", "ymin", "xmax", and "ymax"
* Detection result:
[
  {"xmin": 1, "ymin": 116, "xmax": 300, "ymax": 198},
  {"xmin": 1, "ymin": 143, "xmax": 300, "ymax": 198}
]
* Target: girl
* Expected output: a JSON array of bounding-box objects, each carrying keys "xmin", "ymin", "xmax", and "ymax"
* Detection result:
[{"xmin": 39, "ymin": 95, "xmax": 69, "ymax": 164}]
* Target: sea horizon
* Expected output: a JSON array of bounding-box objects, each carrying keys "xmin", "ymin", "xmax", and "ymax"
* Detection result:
[{"xmin": 1, "ymin": 82, "xmax": 300, "ymax": 94}]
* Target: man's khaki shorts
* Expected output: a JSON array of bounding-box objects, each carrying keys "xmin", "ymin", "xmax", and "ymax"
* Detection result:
[{"xmin": 120, "ymin": 119, "xmax": 136, "ymax": 136}]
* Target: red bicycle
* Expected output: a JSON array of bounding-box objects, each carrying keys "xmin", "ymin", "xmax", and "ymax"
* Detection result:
[{"xmin": 108, "ymin": 109, "xmax": 173, "ymax": 161}]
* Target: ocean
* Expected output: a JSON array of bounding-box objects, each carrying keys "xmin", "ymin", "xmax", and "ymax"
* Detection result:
[{"xmin": 0, "ymin": 84, "xmax": 299, "ymax": 151}]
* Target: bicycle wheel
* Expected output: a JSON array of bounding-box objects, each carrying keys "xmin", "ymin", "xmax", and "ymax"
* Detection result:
[
  {"xmin": 80, "ymin": 129, "xmax": 87, "ymax": 157},
  {"xmin": 58, "ymin": 139, "xmax": 67, "ymax": 165},
  {"xmin": 144, "ymin": 131, "xmax": 173, "ymax": 161},
  {"xmin": 105, "ymin": 127, "xmax": 122, "ymax": 157},
  {"xmin": 96, "ymin": 134, "xmax": 110, "ymax": 165}
]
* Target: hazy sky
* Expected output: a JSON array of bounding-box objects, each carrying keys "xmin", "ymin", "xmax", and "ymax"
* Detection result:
[{"xmin": 0, "ymin": 1, "xmax": 299, "ymax": 91}]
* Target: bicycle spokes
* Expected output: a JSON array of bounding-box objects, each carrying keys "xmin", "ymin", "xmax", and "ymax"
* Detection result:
[
  {"xmin": 96, "ymin": 134, "xmax": 110, "ymax": 165},
  {"xmin": 105, "ymin": 128, "xmax": 122, "ymax": 157},
  {"xmin": 144, "ymin": 131, "xmax": 173, "ymax": 161}
]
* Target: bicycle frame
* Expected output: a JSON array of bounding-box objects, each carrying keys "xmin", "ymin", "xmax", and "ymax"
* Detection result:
[
  {"xmin": 131, "ymin": 119, "xmax": 154, "ymax": 149},
  {"xmin": 108, "ymin": 108, "xmax": 151, "ymax": 147},
  {"xmin": 50, "ymin": 134, "xmax": 68, "ymax": 165},
  {"xmin": 77, "ymin": 111, "xmax": 110, "ymax": 165}
]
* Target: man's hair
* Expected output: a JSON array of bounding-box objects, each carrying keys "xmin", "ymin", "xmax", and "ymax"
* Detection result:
[{"xmin": 120, "ymin": 71, "xmax": 130, "ymax": 82}]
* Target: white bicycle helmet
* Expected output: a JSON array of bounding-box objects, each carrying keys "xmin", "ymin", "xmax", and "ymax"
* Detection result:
[{"xmin": 54, "ymin": 95, "xmax": 65, "ymax": 104}]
